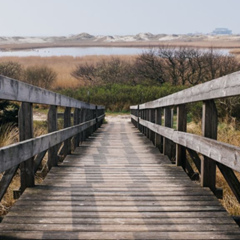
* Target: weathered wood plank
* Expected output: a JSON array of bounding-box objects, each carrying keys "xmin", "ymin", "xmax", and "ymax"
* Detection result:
[
  {"xmin": 139, "ymin": 118, "xmax": 240, "ymax": 172},
  {"xmin": 19, "ymin": 102, "xmax": 35, "ymax": 190},
  {"xmin": 176, "ymin": 104, "xmax": 187, "ymax": 167},
  {"xmin": 2, "ymin": 231, "xmax": 240, "ymax": 240},
  {"xmin": 0, "ymin": 75, "xmax": 103, "ymax": 110},
  {"xmin": 2, "ymin": 217, "xmax": 236, "ymax": 225},
  {"xmin": 201, "ymin": 100, "xmax": 217, "ymax": 191},
  {"xmin": 48, "ymin": 105, "xmax": 58, "ymax": 169},
  {"xmin": 0, "ymin": 165, "xmax": 19, "ymax": 201},
  {"xmin": 0, "ymin": 119, "xmax": 98, "ymax": 172},
  {"xmin": 1, "ymin": 223, "xmax": 239, "ymax": 232},
  {"xmin": 130, "ymin": 71, "xmax": 240, "ymax": 109}
]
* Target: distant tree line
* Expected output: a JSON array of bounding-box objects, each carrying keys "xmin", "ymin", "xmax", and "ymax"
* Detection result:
[
  {"xmin": 72, "ymin": 47, "xmax": 240, "ymax": 87},
  {"xmin": 71, "ymin": 47, "xmax": 240, "ymax": 121}
]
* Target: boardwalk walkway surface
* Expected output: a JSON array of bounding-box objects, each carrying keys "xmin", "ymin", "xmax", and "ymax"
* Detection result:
[{"xmin": 1, "ymin": 115, "xmax": 240, "ymax": 239}]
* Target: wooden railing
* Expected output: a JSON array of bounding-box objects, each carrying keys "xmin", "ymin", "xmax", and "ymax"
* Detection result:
[
  {"xmin": 0, "ymin": 75, "xmax": 105, "ymax": 200},
  {"xmin": 130, "ymin": 71, "xmax": 240, "ymax": 202}
]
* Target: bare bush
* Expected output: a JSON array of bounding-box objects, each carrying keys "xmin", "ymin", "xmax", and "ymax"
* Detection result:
[
  {"xmin": 135, "ymin": 50, "xmax": 165, "ymax": 84},
  {"xmin": 72, "ymin": 57, "xmax": 135, "ymax": 86},
  {"xmin": 24, "ymin": 66, "xmax": 57, "ymax": 89},
  {"xmin": 0, "ymin": 61, "xmax": 23, "ymax": 79}
]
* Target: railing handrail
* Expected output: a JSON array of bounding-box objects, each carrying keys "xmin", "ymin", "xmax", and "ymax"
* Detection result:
[
  {"xmin": 0, "ymin": 76, "xmax": 105, "ymax": 201},
  {"xmin": 130, "ymin": 70, "xmax": 240, "ymax": 203},
  {"xmin": 130, "ymin": 71, "xmax": 240, "ymax": 110},
  {"xmin": 0, "ymin": 75, "xmax": 104, "ymax": 110}
]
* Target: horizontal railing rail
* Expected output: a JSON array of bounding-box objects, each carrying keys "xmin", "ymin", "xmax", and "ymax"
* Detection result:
[
  {"xmin": 0, "ymin": 75, "xmax": 105, "ymax": 201},
  {"xmin": 130, "ymin": 71, "xmax": 240, "ymax": 202}
]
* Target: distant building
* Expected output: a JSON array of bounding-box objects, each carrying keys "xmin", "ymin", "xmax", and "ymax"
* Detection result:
[{"xmin": 212, "ymin": 28, "xmax": 232, "ymax": 35}]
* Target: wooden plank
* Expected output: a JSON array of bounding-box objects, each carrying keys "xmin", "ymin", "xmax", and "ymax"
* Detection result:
[
  {"xmin": 134, "ymin": 71, "xmax": 240, "ymax": 109},
  {"xmin": 217, "ymin": 163, "xmax": 240, "ymax": 203},
  {"xmin": 2, "ymin": 217, "xmax": 236, "ymax": 225},
  {"xmin": 201, "ymin": 100, "xmax": 217, "ymax": 191},
  {"xmin": 62, "ymin": 107, "xmax": 72, "ymax": 156},
  {"xmin": 163, "ymin": 107, "xmax": 172, "ymax": 159},
  {"xmin": 139, "ymin": 118, "xmax": 240, "ymax": 172},
  {"xmin": 48, "ymin": 105, "xmax": 58, "ymax": 169},
  {"xmin": 74, "ymin": 108, "xmax": 81, "ymax": 149},
  {"xmin": 19, "ymin": 102, "xmax": 35, "ymax": 191},
  {"xmin": 34, "ymin": 150, "xmax": 47, "ymax": 173},
  {"xmin": 176, "ymin": 104, "xmax": 187, "ymax": 167},
  {"xmin": 5, "ymin": 211, "xmax": 230, "ymax": 218},
  {"xmin": 0, "ymin": 75, "xmax": 102, "ymax": 110},
  {"xmin": 1, "ymin": 223, "xmax": 239, "ymax": 232},
  {"xmin": 0, "ymin": 165, "xmax": 19, "ymax": 201},
  {"xmin": 2, "ymin": 231, "xmax": 240, "ymax": 240},
  {"xmin": 154, "ymin": 108, "xmax": 162, "ymax": 152},
  {"xmin": 0, "ymin": 119, "xmax": 97, "ymax": 172}
]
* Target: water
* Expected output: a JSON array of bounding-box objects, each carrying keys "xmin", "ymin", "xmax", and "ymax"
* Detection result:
[
  {"xmin": 0, "ymin": 46, "xmax": 230, "ymax": 57},
  {"xmin": 0, "ymin": 47, "xmax": 150, "ymax": 57}
]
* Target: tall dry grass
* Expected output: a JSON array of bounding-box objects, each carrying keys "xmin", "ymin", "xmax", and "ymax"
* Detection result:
[
  {"xmin": 0, "ymin": 120, "xmax": 48, "ymax": 216},
  {"xmin": 187, "ymin": 120, "xmax": 240, "ymax": 215},
  {"xmin": 0, "ymin": 124, "xmax": 19, "ymax": 215},
  {"xmin": 0, "ymin": 55, "xmax": 136, "ymax": 89}
]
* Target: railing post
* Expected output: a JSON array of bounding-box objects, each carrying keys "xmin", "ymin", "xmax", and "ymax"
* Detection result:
[
  {"xmin": 74, "ymin": 108, "xmax": 81, "ymax": 149},
  {"xmin": 176, "ymin": 104, "xmax": 187, "ymax": 167},
  {"xmin": 81, "ymin": 108, "xmax": 86, "ymax": 141},
  {"xmin": 137, "ymin": 105, "xmax": 140, "ymax": 130},
  {"xmin": 149, "ymin": 109, "xmax": 155, "ymax": 144},
  {"xmin": 201, "ymin": 100, "xmax": 217, "ymax": 191},
  {"xmin": 163, "ymin": 107, "xmax": 173, "ymax": 160},
  {"xmin": 48, "ymin": 105, "xmax": 58, "ymax": 170},
  {"xmin": 63, "ymin": 107, "xmax": 72, "ymax": 156},
  {"xmin": 19, "ymin": 102, "xmax": 34, "ymax": 192},
  {"xmin": 155, "ymin": 108, "xmax": 162, "ymax": 153},
  {"xmin": 146, "ymin": 109, "xmax": 149, "ymax": 138}
]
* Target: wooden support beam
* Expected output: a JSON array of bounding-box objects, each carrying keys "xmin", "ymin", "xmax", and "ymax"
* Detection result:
[
  {"xmin": 19, "ymin": 102, "xmax": 34, "ymax": 192},
  {"xmin": 149, "ymin": 109, "xmax": 155, "ymax": 144},
  {"xmin": 34, "ymin": 150, "xmax": 47, "ymax": 173},
  {"xmin": 63, "ymin": 107, "xmax": 72, "ymax": 156},
  {"xmin": 81, "ymin": 109, "xmax": 86, "ymax": 142},
  {"xmin": 163, "ymin": 107, "xmax": 173, "ymax": 160},
  {"xmin": 0, "ymin": 166, "xmax": 19, "ymax": 201},
  {"xmin": 155, "ymin": 108, "xmax": 162, "ymax": 153},
  {"xmin": 217, "ymin": 163, "xmax": 240, "ymax": 203},
  {"xmin": 176, "ymin": 105, "xmax": 187, "ymax": 167},
  {"xmin": 201, "ymin": 100, "xmax": 217, "ymax": 192},
  {"xmin": 186, "ymin": 148, "xmax": 201, "ymax": 173},
  {"xmin": 73, "ymin": 108, "xmax": 81, "ymax": 149},
  {"xmin": 47, "ymin": 105, "xmax": 58, "ymax": 170}
]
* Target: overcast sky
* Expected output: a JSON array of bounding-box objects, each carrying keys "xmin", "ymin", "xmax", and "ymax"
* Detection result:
[{"xmin": 0, "ymin": 0, "xmax": 239, "ymax": 36}]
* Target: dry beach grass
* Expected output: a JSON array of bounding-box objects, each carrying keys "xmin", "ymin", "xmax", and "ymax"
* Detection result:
[{"xmin": 0, "ymin": 55, "xmax": 136, "ymax": 89}]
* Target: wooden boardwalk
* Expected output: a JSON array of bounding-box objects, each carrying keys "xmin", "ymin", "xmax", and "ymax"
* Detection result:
[{"xmin": 1, "ymin": 116, "xmax": 240, "ymax": 239}]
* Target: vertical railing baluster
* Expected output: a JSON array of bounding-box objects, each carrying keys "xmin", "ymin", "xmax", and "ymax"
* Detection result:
[
  {"xmin": 155, "ymin": 108, "xmax": 162, "ymax": 153},
  {"xmin": 163, "ymin": 107, "xmax": 173, "ymax": 160},
  {"xmin": 201, "ymin": 100, "xmax": 217, "ymax": 192},
  {"xmin": 63, "ymin": 107, "xmax": 72, "ymax": 156},
  {"xmin": 176, "ymin": 104, "xmax": 187, "ymax": 168},
  {"xmin": 48, "ymin": 105, "xmax": 58, "ymax": 170},
  {"xmin": 19, "ymin": 102, "xmax": 34, "ymax": 193},
  {"xmin": 74, "ymin": 108, "xmax": 81, "ymax": 149}
]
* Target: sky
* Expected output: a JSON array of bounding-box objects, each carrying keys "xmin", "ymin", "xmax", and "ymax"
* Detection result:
[{"xmin": 0, "ymin": 0, "xmax": 239, "ymax": 36}]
